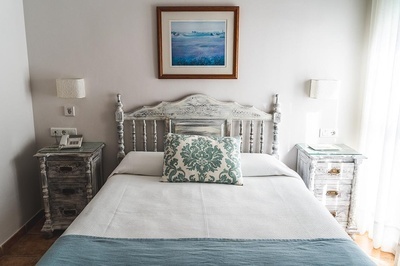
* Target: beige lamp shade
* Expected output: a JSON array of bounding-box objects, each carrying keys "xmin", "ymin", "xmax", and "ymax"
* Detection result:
[
  {"xmin": 56, "ymin": 78, "xmax": 86, "ymax": 98},
  {"xmin": 309, "ymin": 79, "xmax": 340, "ymax": 100}
]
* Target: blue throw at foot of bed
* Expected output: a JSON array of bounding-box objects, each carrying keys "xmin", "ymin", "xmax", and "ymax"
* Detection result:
[{"xmin": 38, "ymin": 235, "xmax": 375, "ymax": 266}]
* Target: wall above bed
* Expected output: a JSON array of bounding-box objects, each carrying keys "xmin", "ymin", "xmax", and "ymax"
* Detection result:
[{"xmin": 24, "ymin": 0, "xmax": 370, "ymax": 176}]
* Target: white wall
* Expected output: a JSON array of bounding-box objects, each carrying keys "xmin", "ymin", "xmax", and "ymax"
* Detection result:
[
  {"xmin": 0, "ymin": 0, "xmax": 41, "ymax": 245},
  {"xmin": 24, "ymin": 0, "xmax": 369, "ymax": 177}
]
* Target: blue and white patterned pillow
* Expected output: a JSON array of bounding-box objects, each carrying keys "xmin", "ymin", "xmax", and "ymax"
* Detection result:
[{"xmin": 161, "ymin": 133, "xmax": 243, "ymax": 185}]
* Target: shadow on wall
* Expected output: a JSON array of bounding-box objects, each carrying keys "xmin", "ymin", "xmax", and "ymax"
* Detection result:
[
  {"xmin": 14, "ymin": 140, "xmax": 42, "ymax": 223},
  {"xmin": 284, "ymin": 147, "xmax": 298, "ymax": 171}
]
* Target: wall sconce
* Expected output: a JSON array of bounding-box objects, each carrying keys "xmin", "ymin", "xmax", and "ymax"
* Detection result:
[
  {"xmin": 56, "ymin": 78, "xmax": 86, "ymax": 98},
  {"xmin": 309, "ymin": 79, "xmax": 340, "ymax": 100}
]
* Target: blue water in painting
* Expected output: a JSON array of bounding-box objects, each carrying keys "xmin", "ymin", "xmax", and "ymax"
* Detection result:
[{"xmin": 171, "ymin": 33, "xmax": 225, "ymax": 66}]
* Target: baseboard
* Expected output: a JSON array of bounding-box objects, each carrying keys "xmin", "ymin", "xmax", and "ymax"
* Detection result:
[{"xmin": 0, "ymin": 209, "xmax": 44, "ymax": 256}]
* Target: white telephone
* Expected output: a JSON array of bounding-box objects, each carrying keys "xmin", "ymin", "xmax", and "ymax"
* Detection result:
[{"xmin": 59, "ymin": 134, "xmax": 83, "ymax": 149}]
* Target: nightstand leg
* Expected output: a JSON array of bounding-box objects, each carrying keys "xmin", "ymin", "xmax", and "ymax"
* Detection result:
[
  {"xmin": 41, "ymin": 222, "xmax": 53, "ymax": 239},
  {"xmin": 85, "ymin": 158, "xmax": 93, "ymax": 202},
  {"xmin": 39, "ymin": 157, "xmax": 54, "ymax": 238}
]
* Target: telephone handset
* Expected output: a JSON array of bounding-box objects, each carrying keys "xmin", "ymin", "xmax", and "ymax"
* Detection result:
[{"xmin": 59, "ymin": 135, "xmax": 83, "ymax": 149}]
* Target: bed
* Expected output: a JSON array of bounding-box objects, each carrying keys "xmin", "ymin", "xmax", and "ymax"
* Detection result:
[{"xmin": 38, "ymin": 94, "xmax": 375, "ymax": 265}]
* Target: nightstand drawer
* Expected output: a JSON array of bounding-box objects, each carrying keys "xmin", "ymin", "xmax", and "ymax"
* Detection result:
[
  {"xmin": 47, "ymin": 160, "xmax": 86, "ymax": 178},
  {"xmin": 48, "ymin": 182, "xmax": 87, "ymax": 201},
  {"xmin": 314, "ymin": 163, "xmax": 354, "ymax": 179},
  {"xmin": 325, "ymin": 204, "xmax": 350, "ymax": 223},
  {"xmin": 314, "ymin": 183, "xmax": 352, "ymax": 204},
  {"xmin": 50, "ymin": 201, "xmax": 86, "ymax": 220},
  {"xmin": 315, "ymin": 177, "xmax": 353, "ymax": 186}
]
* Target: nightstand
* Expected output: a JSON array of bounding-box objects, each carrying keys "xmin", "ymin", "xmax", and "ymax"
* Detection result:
[
  {"xmin": 295, "ymin": 143, "xmax": 366, "ymax": 235},
  {"xmin": 34, "ymin": 142, "xmax": 105, "ymax": 238}
]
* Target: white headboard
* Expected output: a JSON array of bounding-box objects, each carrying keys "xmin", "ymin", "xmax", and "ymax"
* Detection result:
[{"xmin": 115, "ymin": 94, "xmax": 281, "ymax": 162}]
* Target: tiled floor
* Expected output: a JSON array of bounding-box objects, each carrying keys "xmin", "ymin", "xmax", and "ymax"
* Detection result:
[{"xmin": 0, "ymin": 218, "xmax": 396, "ymax": 266}]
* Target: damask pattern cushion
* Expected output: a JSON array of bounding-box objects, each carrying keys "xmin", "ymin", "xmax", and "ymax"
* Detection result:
[{"xmin": 161, "ymin": 133, "xmax": 243, "ymax": 185}]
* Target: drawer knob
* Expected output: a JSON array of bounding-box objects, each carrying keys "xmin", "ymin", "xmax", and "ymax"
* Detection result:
[
  {"xmin": 62, "ymin": 209, "xmax": 77, "ymax": 217},
  {"xmin": 59, "ymin": 166, "xmax": 73, "ymax": 173},
  {"xmin": 326, "ymin": 190, "xmax": 339, "ymax": 196},
  {"xmin": 328, "ymin": 168, "xmax": 340, "ymax": 175},
  {"xmin": 62, "ymin": 188, "xmax": 76, "ymax": 196}
]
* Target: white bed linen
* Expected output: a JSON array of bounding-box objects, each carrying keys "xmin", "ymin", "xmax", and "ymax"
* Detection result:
[{"xmin": 64, "ymin": 173, "xmax": 350, "ymax": 240}]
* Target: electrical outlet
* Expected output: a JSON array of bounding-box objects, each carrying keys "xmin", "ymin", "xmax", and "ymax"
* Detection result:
[
  {"xmin": 319, "ymin": 128, "xmax": 338, "ymax": 138},
  {"xmin": 50, "ymin": 127, "xmax": 77, "ymax": 137}
]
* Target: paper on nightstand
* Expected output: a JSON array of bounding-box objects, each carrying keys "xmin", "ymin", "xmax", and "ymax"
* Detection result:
[{"xmin": 308, "ymin": 144, "xmax": 341, "ymax": 151}]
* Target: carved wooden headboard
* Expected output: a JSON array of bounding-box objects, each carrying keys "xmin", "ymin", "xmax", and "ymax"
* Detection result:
[{"xmin": 115, "ymin": 94, "xmax": 281, "ymax": 162}]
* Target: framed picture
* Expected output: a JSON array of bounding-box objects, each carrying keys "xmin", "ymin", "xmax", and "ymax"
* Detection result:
[{"xmin": 157, "ymin": 6, "xmax": 239, "ymax": 79}]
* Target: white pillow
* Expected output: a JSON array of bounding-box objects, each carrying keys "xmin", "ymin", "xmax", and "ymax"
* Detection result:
[
  {"xmin": 240, "ymin": 153, "xmax": 300, "ymax": 178},
  {"xmin": 111, "ymin": 151, "xmax": 164, "ymax": 176},
  {"xmin": 110, "ymin": 150, "xmax": 299, "ymax": 180}
]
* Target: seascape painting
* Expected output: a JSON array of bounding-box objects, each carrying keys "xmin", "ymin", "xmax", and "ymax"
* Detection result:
[{"xmin": 170, "ymin": 21, "xmax": 226, "ymax": 66}]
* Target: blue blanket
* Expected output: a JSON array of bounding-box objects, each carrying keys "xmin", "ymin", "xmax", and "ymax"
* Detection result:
[{"xmin": 38, "ymin": 236, "xmax": 375, "ymax": 266}]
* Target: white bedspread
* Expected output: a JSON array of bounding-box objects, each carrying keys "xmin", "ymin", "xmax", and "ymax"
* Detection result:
[{"xmin": 64, "ymin": 173, "xmax": 349, "ymax": 240}]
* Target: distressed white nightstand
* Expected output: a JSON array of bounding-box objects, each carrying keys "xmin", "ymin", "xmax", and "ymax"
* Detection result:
[
  {"xmin": 34, "ymin": 142, "xmax": 105, "ymax": 238},
  {"xmin": 295, "ymin": 143, "xmax": 366, "ymax": 235}
]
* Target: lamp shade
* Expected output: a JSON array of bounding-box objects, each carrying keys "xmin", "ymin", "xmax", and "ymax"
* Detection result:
[
  {"xmin": 309, "ymin": 79, "xmax": 340, "ymax": 100},
  {"xmin": 56, "ymin": 78, "xmax": 85, "ymax": 98}
]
